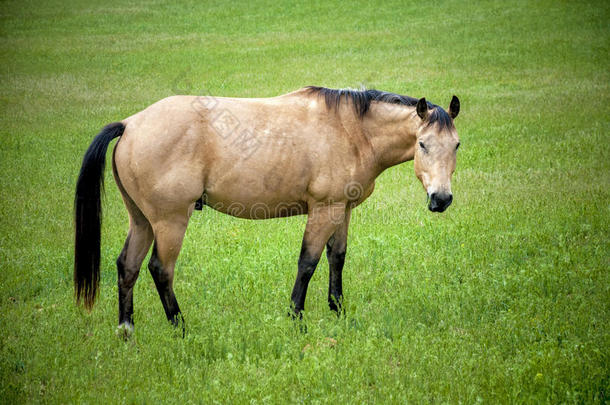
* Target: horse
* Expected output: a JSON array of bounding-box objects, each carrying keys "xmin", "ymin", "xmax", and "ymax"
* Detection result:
[{"xmin": 74, "ymin": 86, "xmax": 460, "ymax": 336}]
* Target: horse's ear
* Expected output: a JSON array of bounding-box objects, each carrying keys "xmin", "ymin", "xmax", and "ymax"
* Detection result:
[
  {"xmin": 449, "ymin": 95, "xmax": 460, "ymax": 119},
  {"xmin": 416, "ymin": 97, "xmax": 428, "ymax": 120}
]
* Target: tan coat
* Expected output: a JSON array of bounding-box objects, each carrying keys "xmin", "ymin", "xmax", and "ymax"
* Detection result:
[{"xmin": 75, "ymin": 87, "xmax": 460, "ymax": 334}]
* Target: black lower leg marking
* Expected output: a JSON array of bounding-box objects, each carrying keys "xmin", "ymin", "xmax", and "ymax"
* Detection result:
[
  {"xmin": 148, "ymin": 245, "xmax": 184, "ymax": 331},
  {"xmin": 326, "ymin": 238, "xmax": 346, "ymax": 314},
  {"xmin": 116, "ymin": 236, "xmax": 138, "ymax": 326},
  {"xmin": 290, "ymin": 244, "xmax": 320, "ymax": 316}
]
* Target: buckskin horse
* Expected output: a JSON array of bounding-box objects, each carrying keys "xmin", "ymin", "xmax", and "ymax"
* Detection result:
[{"xmin": 74, "ymin": 86, "xmax": 460, "ymax": 336}]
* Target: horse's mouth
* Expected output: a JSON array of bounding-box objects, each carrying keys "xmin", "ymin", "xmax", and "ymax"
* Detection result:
[{"xmin": 429, "ymin": 203, "xmax": 448, "ymax": 213}]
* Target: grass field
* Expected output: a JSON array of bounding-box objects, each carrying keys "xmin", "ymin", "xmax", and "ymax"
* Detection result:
[{"xmin": 1, "ymin": 0, "xmax": 609, "ymax": 403}]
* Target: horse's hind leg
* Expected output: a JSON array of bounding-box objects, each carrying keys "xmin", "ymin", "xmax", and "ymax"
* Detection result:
[
  {"xmin": 115, "ymin": 210, "xmax": 153, "ymax": 337},
  {"xmin": 113, "ymin": 149, "xmax": 154, "ymax": 337},
  {"xmin": 148, "ymin": 215, "xmax": 191, "ymax": 335}
]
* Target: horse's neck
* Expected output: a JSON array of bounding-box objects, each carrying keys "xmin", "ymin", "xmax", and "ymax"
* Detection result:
[{"xmin": 360, "ymin": 103, "xmax": 419, "ymax": 172}]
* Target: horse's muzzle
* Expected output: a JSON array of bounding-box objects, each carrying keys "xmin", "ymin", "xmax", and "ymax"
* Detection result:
[{"xmin": 428, "ymin": 192, "xmax": 453, "ymax": 213}]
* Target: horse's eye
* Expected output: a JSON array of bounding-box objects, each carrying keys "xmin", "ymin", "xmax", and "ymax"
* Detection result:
[
  {"xmin": 419, "ymin": 141, "xmax": 427, "ymax": 153},
  {"xmin": 456, "ymin": 142, "xmax": 461, "ymax": 151}
]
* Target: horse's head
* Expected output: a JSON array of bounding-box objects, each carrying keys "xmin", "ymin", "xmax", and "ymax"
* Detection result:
[{"xmin": 413, "ymin": 96, "xmax": 460, "ymax": 213}]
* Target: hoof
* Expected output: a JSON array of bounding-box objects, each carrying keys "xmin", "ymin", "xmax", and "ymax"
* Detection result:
[
  {"xmin": 329, "ymin": 304, "xmax": 345, "ymax": 318},
  {"xmin": 170, "ymin": 314, "xmax": 186, "ymax": 338},
  {"xmin": 115, "ymin": 322, "xmax": 134, "ymax": 340},
  {"xmin": 287, "ymin": 310, "xmax": 307, "ymax": 333}
]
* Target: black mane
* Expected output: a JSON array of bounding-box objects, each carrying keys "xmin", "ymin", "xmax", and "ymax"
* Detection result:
[{"xmin": 306, "ymin": 86, "xmax": 452, "ymax": 128}]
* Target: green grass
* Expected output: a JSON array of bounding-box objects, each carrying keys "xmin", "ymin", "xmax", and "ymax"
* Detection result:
[{"xmin": 1, "ymin": 0, "xmax": 609, "ymax": 402}]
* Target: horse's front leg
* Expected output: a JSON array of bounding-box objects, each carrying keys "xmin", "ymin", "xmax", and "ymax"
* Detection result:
[
  {"xmin": 326, "ymin": 209, "xmax": 351, "ymax": 314},
  {"xmin": 291, "ymin": 203, "xmax": 346, "ymax": 317}
]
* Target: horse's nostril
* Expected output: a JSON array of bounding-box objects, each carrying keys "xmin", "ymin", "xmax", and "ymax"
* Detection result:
[{"xmin": 428, "ymin": 192, "xmax": 452, "ymax": 212}]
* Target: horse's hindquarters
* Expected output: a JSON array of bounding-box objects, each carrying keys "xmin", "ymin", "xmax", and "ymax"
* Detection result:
[{"xmin": 113, "ymin": 123, "xmax": 205, "ymax": 224}]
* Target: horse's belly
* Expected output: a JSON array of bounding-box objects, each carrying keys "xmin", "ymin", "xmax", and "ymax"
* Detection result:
[
  {"xmin": 203, "ymin": 193, "xmax": 307, "ymax": 219},
  {"xmin": 202, "ymin": 154, "xmax": 311, "ymax": 219}
]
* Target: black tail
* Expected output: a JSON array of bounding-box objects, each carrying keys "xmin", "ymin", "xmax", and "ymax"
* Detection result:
[{"xmin": 74, "ymin": 122, "xmax": 125, "ymax": 309}]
